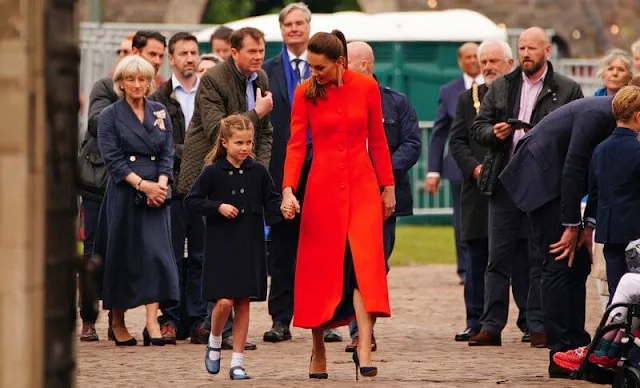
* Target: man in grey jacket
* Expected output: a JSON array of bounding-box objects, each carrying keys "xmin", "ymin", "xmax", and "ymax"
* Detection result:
[{"xmin": 468, "ymin": 27, "xmax": 583, "ymax": 349}]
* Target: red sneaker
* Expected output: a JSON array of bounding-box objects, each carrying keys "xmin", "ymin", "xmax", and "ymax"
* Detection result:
[
  {"xmin": 588, "ymin": 353, "xmax": 612, "ymax": 369},
  {"xmin": 553, "ymin": 346, "xmax": 588, "ymax": 371}
]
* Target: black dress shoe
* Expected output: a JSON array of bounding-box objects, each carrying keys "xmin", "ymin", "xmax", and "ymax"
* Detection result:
[
  {"xmin": 548, "ymin": 357, "xmax": 572, "ymax": 379},
  {"xmin": 221, "ymin": 336, "xmax": 258, "ymax": 350},
  {"xmin": 263, "ymin": 322, "xmax": 292, "ymax": 343},
  {"xmin": 324, "ymin": 328, "xmax": 343, "ymax": 343},
  {"xmin": 454, "ymin": 327, "xmax": 478, "ymax": 342},
  {"xmin": 521, "ymin": 332, "xmax": 531, "ymax": 343}
]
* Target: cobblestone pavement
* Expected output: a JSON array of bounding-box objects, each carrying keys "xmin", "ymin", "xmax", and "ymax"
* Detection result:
[{"xmin": 77, "ymin": 264, "xmax": 601, "ymax": 387}]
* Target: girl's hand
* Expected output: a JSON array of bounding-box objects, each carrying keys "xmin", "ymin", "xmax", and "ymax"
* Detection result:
[
  {"xmin": 281, "ymin": 188, "xmax": 300, "ymax": 220},
  {"xmin": 218, "ymin": 203, "xmax": 239, "ymax": 219},
  {"xmin": 381, "ymin": 186, "xmax": 396, "ymax": 221}
]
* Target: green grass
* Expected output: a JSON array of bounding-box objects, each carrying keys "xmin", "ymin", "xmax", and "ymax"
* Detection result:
[{"xmin": 389, "ymin": 225, "xmax": 456, "ymax": 266}]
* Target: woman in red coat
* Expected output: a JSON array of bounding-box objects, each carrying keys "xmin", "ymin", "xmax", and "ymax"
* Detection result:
[{"xmin": 281, "ymin": 30, "xmax": 395, "ymax": 380}]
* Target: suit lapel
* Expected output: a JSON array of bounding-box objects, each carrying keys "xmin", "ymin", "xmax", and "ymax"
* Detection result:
[{"xmin": 116, "ymin": 99, "xmax": 155, "ymax": 152}]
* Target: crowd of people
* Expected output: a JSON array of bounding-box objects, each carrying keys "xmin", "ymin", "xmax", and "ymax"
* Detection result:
[{"xmin": 76, "ymin": 0, "xmax": 640, "ymax": 382}]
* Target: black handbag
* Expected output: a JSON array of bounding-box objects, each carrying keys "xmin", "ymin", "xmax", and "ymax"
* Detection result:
[
  {"xmin": 77, "ymin": 136, "xmax": 108, "ymax": 194},
  {"xmin": 133, "ymin": 185, "xmax": 172, "ymax": 208}
]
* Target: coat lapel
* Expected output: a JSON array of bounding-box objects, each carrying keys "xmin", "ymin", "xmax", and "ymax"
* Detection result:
[
  {"xmin": 273, "ymin": 56, "xmax": 289, "ymax": 105},
  {"xmin": 116, "ymin": 99, "xmax": 156, "ymax": 152}
]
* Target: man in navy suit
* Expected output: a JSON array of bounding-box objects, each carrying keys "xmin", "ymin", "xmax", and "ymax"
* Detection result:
[
  {"xmin": 262, "ymin": 3, "xmax": 345, "ymax": 343},
  {"xmin": 499, "ymin": 91, "xmax": 625, "ymax": 377},
  {"xmin": 426, "ymin": 42, "xmax": 483, "ymax": 285}
]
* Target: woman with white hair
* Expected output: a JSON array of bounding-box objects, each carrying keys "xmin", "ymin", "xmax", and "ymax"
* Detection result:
[
  {"xmin": 594, "ymin": 48, "xmax": 634, "ymax": 96},
  {"xmin": 96, "ymin": 55, "xmax": 179, "ymax": 346}
]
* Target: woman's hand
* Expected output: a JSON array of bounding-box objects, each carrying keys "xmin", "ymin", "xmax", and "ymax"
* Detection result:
[
  {"xmin": 140, "ymin": 180, "xmax": 167, "ymax": 207},
  {"xmin": 281, "ymin": 188, "xmax": 300, "ymax": 220},
  {"xmin": 218, "ymin": 204, "xmax": 239, "ymax": 219},
  {"xmin": 381, "ymin": 186, "xmax": 396, "ymax": 220}
]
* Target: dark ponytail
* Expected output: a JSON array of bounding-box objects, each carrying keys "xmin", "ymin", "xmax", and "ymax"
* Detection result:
[{"xmin": 304, "ymin": 29, "xmax": 349, "ymax": 104}]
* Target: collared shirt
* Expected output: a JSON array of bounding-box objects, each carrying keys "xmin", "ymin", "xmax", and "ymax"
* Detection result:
[
  {"xmin": 245, "ymin": 72, "xmax": 259, "ymax": 111},
  {"xmin": 171, "ymin": 73, "xmax": 200, "ymax": 127},
  {"xmin": 511, "ymin": 66, "xmax": 548, "ymax": 157},
  {"xmin": 287, "ymin": 48, "xmax": 308, "ymax": 79},
  {"xmin": 463, "ymin": 73, "xmax": 484, "ymax": 90}
]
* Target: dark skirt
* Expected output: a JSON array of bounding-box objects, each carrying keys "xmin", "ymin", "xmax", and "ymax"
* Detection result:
[
  {"xmin": 321, "ymin": 240, "xmax": 359, "ymax": 328},
  {"xmin": 95, "ymin": 178, "xmax": 179, "ymax": 310}
]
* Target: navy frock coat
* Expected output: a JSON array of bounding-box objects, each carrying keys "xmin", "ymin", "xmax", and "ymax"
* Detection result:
[
  {"xmin": 184, "ymin": 158, "xmax": 282, "ymax": 301},
  {"xmin": 96, "ymin": 98, "xmax": 179, "ymax": 310}
]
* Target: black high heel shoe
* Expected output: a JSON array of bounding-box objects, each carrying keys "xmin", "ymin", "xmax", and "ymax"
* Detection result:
[
  {"xmin": 309, "ymin": 356, "xmax": 328, "ymax": 379},
  {"xmin": 112, "ymin": 333, "xmax": 137, "ymax": 347},
  {"xmin": 143, "ymin": 328, "xmax": 166, "ymax": 346},
  {"xmin": 352, "ymin": 351, "xmax": 377, "ymax": 380}
]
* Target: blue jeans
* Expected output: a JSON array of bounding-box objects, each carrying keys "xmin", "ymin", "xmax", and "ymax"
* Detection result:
[
  {"xmin": 159, "ymin": 199, "xmax": 207, "ymax": 331},
  {"xmin": 349, "ymin": 217, "xmax": 396, "ymax": 339}
]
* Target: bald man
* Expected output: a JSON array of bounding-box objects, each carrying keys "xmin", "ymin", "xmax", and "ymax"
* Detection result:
[
  {"xmin": 345, "ymin": 41, "xmax": 421, "ymax": 352},
  {"xmin": 427, "ymin": 42, "xmax": 483, "ymax": 286},
  {"xmin": 468, "ymin": 27, "xmax": 583, "ymax": 355}
]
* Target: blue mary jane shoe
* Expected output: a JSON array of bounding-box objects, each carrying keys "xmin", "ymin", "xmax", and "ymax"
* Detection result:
[
  {"xmin": 205, "ymin": 345, "xmax": 221, "ymax": 374},
  {"xmin": 229, "ymin": 366, "xmax": 251, "ymax": 380}
]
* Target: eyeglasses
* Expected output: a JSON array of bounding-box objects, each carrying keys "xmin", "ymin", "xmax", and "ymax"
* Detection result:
[{"xmin": 116, "ymin": 49, "xmax": 131, "ymax": 56}]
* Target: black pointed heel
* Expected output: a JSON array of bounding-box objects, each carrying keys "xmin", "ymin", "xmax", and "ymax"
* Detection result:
[
  {"xmin": 352, "ymin": 351, "xmax": 377, "ymax": 380},
  {"xmin": 309, "ymin": 356, "xmax": 328, "ymax": 379},
  {"xmin": 112, "ymin": 334, "xmax": 137, "ymax": 347},
  {"xmin": 143, "ymin": 328, "xmax": 166, "ymax": 346}
]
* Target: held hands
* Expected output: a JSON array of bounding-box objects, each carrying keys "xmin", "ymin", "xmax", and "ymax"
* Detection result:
[
  {"xmin": 141, "ymin": 180, "xmax": 168, "ymax": 207},
  {"xmin": 382, "ymin": 186, "xmax": 396, "ymax": 221},
  {"xmin": 218, "ymin": 204, "xmax": 240, "ymax": 219},
  {"xmin": 425, "ymin": 176, "xmax": 440, "ymax": 195},
  {"xmin": 280, "ymin": 188, "xmax": 300, "ymax": 220},
  {"xmin": 255, "ymin": 87, "xmax": 274, "ymax": 119},
  {"xmin": 493, "ymin": 122, "xmax": 514, "ymax": 140}
]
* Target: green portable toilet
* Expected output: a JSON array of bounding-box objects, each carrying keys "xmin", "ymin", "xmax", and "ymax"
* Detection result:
[{"xmin": 195, "ymin": 10, "xmax": 506, "ymax": 222}]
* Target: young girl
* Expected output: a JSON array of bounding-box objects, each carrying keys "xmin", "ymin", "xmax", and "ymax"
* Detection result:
[{"xmin": 185, "ymin": 115, "xmax": 282, "ymax": 380}]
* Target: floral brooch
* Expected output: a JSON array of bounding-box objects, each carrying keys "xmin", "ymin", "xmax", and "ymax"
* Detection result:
[{"xmin": 153, "ymin": 110, "xmax": 166, "ymax": 130}]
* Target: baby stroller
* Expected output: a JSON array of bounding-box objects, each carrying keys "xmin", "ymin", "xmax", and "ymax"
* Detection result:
[{"xmin": 572, "ymin": 302, "xmax": 640, "ymax": 387}]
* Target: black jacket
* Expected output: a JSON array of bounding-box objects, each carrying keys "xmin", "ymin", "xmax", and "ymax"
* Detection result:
[
  {"xmin": 80, "ymin": 77, "xmax": 118, "ymax": 201},
  {"xmin": 470, "ymin": 62, "xmax": 583, "ymax": 195},
  {"xmin": 148, "ymin": 78, "xmax": 187, "ymax": 197},
  {"xmin": 449, "ymin": 84, "xmax": 489, "ymax": 240}
]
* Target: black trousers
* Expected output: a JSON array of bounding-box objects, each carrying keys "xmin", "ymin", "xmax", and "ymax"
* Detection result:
[
  {"xmin": 603, "ymin": 243, "xmax": 629, "ymax": 298},
  {"xmin": 528, "ymin": 197, "xmax": 591, "ymax": 353},
  {"xmin": 267, "ymin": 216, "xmax": 301, "ymax": 327},
  {"xmin": 79, "ymin": 197, "xmax": 102, "ymax": 324},
  {"xmin": 452, "ymin": 182, "xmax": 469, "ymax": 280}
]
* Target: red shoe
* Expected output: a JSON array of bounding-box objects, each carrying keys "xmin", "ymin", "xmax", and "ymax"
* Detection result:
[
  {"xmin": 588, "ymin": 353, "xmax": 612, "ymax": 369},
  {"xmin": 553, "ymin": 346, "xmax": 587, "ymax": 371}
]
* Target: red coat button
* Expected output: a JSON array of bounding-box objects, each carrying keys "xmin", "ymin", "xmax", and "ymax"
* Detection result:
[
  {"xmin": 339, "ymin": 164, "xmax": 345, "ymax": 170},
  {"xmin": 337, "ymin": 107, "xmax": 343, "ymax": 114},
  {"xmin": 340, "ymin": 183, "xmax": 346, "ymax": 189},
  {"xmin": 338, "ymin": 145, "xmax": 345, "ymax": 151}
]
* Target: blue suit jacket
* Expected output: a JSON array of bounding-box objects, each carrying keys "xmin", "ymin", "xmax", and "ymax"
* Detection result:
[
  {"xmin": 590, "ymin": 127, "xmax": 640, "ymax": 244},
  {"xmin": 427, "ymin": 77, "xmax": 464, "ymax": 183},
  {"xmin": 499, "ymin": 97, "xmax": 616, "ymax": 224}
]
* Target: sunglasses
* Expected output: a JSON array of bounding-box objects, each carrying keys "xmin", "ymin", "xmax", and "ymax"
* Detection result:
[{"xmin": 116, "ymin": 49, "xmax": 131, "ymax": 55}]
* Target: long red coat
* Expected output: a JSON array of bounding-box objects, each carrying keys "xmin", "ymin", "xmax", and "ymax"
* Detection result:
[{"xmin": 283, "ymin": 70, "xmax": 395, "ymax": 329}]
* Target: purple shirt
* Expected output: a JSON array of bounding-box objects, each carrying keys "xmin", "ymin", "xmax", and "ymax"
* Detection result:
[{"xmin": 510, "ymin": 67, "xmax": 548, "ymax": 157}]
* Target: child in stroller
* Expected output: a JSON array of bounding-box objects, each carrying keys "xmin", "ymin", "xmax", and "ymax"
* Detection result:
[{"xmin": 553, "ymin": 273, "xmax": 640, "ymax": 386}]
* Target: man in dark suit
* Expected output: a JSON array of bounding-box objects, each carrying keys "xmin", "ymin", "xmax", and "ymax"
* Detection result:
[
  {"xmin": 449, "ymin": 40, "xmax": 530, "ymax": 342},
  {"xmin": 262, "ymin": 2, "xmax": 344, "ymax": 343},
  {"xmin": 499, "ymin": 92, "xmax": 622, "ymax": 377},
  {"xmin": 469, "ymin": 27, "xmax": 583, "ymax": 349},
  {"xmin": 427, "ymin": 42, "xmax": 483, "ymax": 285}
]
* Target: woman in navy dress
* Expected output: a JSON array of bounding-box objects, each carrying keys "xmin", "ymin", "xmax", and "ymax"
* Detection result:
[{"xmin": 96, "ymin": 55, "xmax": 179, "ymax": 346}]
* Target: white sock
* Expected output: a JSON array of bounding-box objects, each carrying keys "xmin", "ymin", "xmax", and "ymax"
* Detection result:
[
  {"xmin": 208, "ymin": 334, "xmax": 222, "ymax": 349},
  {"xmin": 231, "ymin": 352, "xmax": 244, "ymax": 369}
]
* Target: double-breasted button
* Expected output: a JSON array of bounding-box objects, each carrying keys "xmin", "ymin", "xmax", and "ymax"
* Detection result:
[
  {"xmin": 241, "ymin": 209, "xmax": 245, "ymax": 214},
  {"xmin": 340, "ymin": 183, "xmax": 346, "ymax": 189},
  {"xmin": 240, "ymin": 188, "xmax": 245, "ymax": 194},
  {"xmin": 228, "ymin": 171, "xmax": 233, "ymax": 176},
  {"xmin": 150, "ymin": 156, "xmax": 156, "ymax": 161},
  {"xmin": 239, "ymin": 169, "xmax": 244, "ymax": 174},
  {"xmin": 129, "ymin": 155, "xmax": 136, "ymax": 162},
  {"xmin": 337, "ymin": 107, "xmax": 344, "ymax": 114},
  {"xmin": 338, "ymin": 145, "xmax": 345, "ymax": 151},
  {"xmin": 232, "ymin": 190, "xmax": 236, "ymax": 195},
  {"xmin": 339, "ymin": 164, "xmax": 345, "ymax": 170}
]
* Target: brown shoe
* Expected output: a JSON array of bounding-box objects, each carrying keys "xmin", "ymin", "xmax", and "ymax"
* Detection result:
[
  {"xmin": 344, "ymin": 334, "xmax": 377, "ymax": 352},
  {"xmin": 189, "ymin": 324, "xmax": 210, "ymax": 345},
  {"xmin": 160, "ymin": 322, "xmax": 177, "ymax": 345},
  {"xmin": 80, "ymin": 323, "xmax": 99, "ymax": 342},
  {"xmin": 530, "ymin": 332, "xmax": 547, "ymax": 348},
  {"xmin": 222, "ymin": 336, "xmax": 258, "ymax": 351},
  {"xmin": 468, "ymin": 329, "xmax": 501, "ymax": 346}
]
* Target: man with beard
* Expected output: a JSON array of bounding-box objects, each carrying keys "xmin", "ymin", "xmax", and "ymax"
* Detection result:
[
  {"xmin": 468, "ymin": 27, "xmax": 583, "ymax": 348},
  {"xmin": 449, "ymin": 40, "xmax": 531, "ymax": 343},
  {"xmin": 148, "ymin": 32, "xmax": 208, "ymax": 344}
]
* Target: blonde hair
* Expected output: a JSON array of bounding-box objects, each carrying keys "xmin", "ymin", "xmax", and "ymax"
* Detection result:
[
  {"xmin": 204, "ymin": 115, "xmax": 255, "ymax": 165},
  {"xmin": 112, "ymin": 55, "xmax": 155, "ymax": 97},
  {"xmin": 612, "ymin": 85, "xmax": 640, "ymax": 121},
  {"xmin": 597, "ymin": 48, "xmax": 633, "ymax": 80}
]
